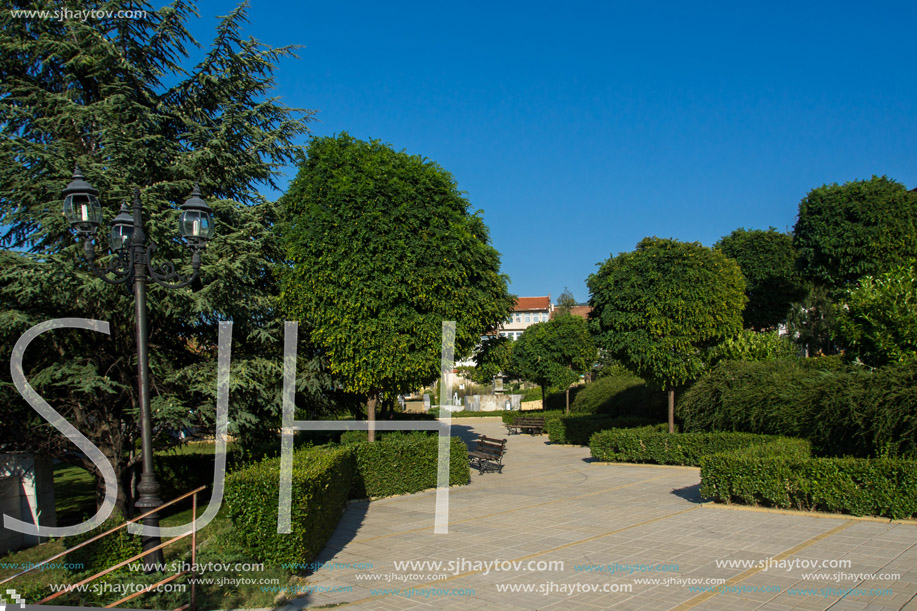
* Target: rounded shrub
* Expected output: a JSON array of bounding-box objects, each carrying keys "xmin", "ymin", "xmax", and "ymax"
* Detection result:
[{"xmin": 570, "ymin": 374, "xmax": 666, "ymax": 420}]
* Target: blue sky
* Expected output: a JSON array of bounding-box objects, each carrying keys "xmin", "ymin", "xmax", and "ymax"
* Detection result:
[{"xmin": 190, "ymin": 0, "xmax": 917, "ymax": 302}]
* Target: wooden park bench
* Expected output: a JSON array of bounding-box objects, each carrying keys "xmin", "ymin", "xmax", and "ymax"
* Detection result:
[
  {"xmin": 468, "ymin": 435, "xmax": 507, "ymax": 474},
  {"xmin": 504, "ymin": 416, "xmax": 546, "ymax": 435}
]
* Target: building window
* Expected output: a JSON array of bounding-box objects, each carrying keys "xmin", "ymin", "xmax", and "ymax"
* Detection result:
[{"xmin": 524, "ymin": 313, "xmax": 531, "ymax": 323}]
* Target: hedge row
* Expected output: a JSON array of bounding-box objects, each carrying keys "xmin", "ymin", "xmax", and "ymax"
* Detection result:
[
  {"xmin": 225, "ymin": 445, "xmax": 353, "ymax": 567},
  {"xmin": 349, "ymin": 432, "xmax": 469, "ymax": 498},
  {"xmin": 500, "ymin": 409, "xmax": 564, "ymax": 424},
  {"xmin": 700, "ymin": 441, "xmax": 917, "ymax": 519},
  {"xmin": 589, "ymin": 427, "xmax": 780, "ymax": 466},
  {"xmin": 225, "ymin": 434, "xmax": 470, "ymax": 565},
  {"xmin": 678, "ymin": 357, "xmax": 917, "ymax": 458},
  {"xmin": 570, "ymin": 374, "xmax": 666, "ymax": 420},
  {"xmin": 545, "ymin": 414, "xmax": 659, "ymax": 445}
]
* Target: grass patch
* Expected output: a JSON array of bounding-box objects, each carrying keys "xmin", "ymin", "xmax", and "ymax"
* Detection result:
[{"xmin": 53, "ymin": 463, "xmax": 96, "ymax": 527}]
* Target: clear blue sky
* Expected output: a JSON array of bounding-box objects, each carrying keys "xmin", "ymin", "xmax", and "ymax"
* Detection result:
[{"xmin": 191, "ymin": 0, "xmax": 917, "ymax": 302}]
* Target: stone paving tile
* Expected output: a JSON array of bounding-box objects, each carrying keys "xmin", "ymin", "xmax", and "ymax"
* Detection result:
[{"xmin": 276, "ymin": 418, "xmax": 917, "ymax": 611}]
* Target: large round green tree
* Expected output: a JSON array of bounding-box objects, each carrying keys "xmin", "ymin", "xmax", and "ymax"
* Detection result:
[
  {"xmin": 793, "ymin": 176, "xmax": 917, "ymax": 291},
  {"xmin": 588, "ymin": 237, "xmax": 747, "ymax": 432},
  {"xmin": 715, "ymin": 228, "xmax": 805, "ymax": 329},
  {"xmin": 280, "ymin": 134, "xmax": 514, "ymax": 437}
]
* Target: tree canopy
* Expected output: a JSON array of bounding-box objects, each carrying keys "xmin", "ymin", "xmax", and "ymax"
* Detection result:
[
  {"xmin": 793, "ymin": 176, "xmax": 917, "ymax": 291},
  {"xmin": 279, "ymin": 133, "xmax": 515, "ymax": 424},
  {"xmin": 587, "ymin": 237, "xmax": 746, "ymax": 431},
  {"xmin": 468, "ymin": 335, "xmax": 514, "ymax": 385},
  {"xmin": 0, "ymin": 1, "xmax": 315, "ymax": 513},
  {"xmin": 509, "ymin": 314, "xmax": 596, "ymax": 412},
  {"xmin": 715, "ymin": 228, "xmax": 805, "ymax": 329}
]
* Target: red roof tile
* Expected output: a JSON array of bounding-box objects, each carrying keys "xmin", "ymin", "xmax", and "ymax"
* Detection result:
[{"xmin": 514, "ymin": 296, "xmax": 551, "ymax": 311}]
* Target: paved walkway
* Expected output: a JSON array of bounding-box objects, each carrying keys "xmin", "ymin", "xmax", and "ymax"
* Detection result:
[{"xmin": 279, "ymin": 418, "xmax": 917, "ymax": 611}]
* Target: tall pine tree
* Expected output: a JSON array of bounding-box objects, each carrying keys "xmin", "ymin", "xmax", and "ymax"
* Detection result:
[{"xmin": 0, "ymin": 1, "xmax": 319, "ymax": 514}]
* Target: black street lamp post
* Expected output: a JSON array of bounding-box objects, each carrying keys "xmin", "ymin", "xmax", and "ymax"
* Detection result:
[{"xmin": 62, "ymin": 166, "xmax": 214, "ymax": 571}]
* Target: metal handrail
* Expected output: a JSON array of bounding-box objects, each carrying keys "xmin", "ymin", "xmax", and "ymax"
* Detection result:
[{"xmin": 1, "ymin": 485, "xmax": 207, "ymax": 610}]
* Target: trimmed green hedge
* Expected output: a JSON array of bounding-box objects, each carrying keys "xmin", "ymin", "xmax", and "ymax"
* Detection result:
[
  {"xmin": 700, "ymin": 441, "xmax": 917, "ymax": 519},
  {"xmin": 589, "ymin": 427, "xmax": 779, "ymax": 466},
  {"xmin": 546, "ymin": 414, "xmax": 659, "ymax": 445},
  {"xmin": 225, "ymin": 446, "xmax": 353, "ymax": 566},
  {"xmin": 500, "ymin": 409, "xmax": 564, "ymax": 424},
  {"xmin": 570, "ymin": 374, "xmax": 666, "ymax": 419},
  {"xmin": 225, "ymin": 433, "xmax": 470, "ymax": 566},
  {"xmin": 350, "ymin": 432, "xmax": 470, "ymax": 498}
]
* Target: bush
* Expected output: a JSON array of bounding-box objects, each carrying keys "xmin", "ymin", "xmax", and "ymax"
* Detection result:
[
  {"xmin": 700, "ymin": 441, "xmax": 917, "ymax": 519},
  {"xmin": 589, "ymin": 428, "xmax": 779, "ymax": 466},
  {"xmin": 546, "ymin": 414, "xmax": 658, "ymax": 445},
  {"xmin": 224, "ymin": 445, "xmax": 353, "ymax": 567},
  {"xmin": 677, "ymin": 357, "xmax": 847, "ymax": 438},
  {"xmin": 67, "ymin": 509, "xmax": 141, "ymax": 575},
  {"xmin": 350, "ymin": 432, "xmax": 469, "ymax": 498},
  {"xmin": 500, "ymin": 410, "xmax": 564, "ymax": 424},
  {"xmin": 570, "ymin": 374, "xmax": 666, "ymax": 419},
  {"xmin": 678, "ymin": 357, "xmax": 917, "ymax": 458}
]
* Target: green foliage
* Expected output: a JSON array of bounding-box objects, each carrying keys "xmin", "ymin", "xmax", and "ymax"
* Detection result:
[
  {"xmin": 589, "ymin": 428, "xmax": 778, "ymax": 466},
  {"xmin": 793, "ymin": 176, "xmax": 917, "ymax": 291},
  {"xmin": 0, "ymin": 1, "xmax": 318, "ymax": 512},
  {"xmin": 500, "ymin": 410, "xmax": 565, "ymax": 424},
  {"xmin": 508, "ymin": 314, "xmax": 596, "ymax": 403},
  {"xmin": 546, "ymin": 414, "xmax": 658, "ymax": 445},
  {"xmin": 677, "ymin": 357, "xmax": 849, "ymax": 439},
  {"xmin": 700, "ymin": 441, "xmax": 917, "ymax": 519},
  {"xmin": 467, "ymin": 335, "xmax": 514, "ymax": 384},
  {"xmin": 715, "ymin": 228, "xmax": 805, "ymax": 329},
  {"xmin": 706, "ymin": 329, "xmax": 798, "ymax": 366},
  {"xmin": 785, "ymin": 284, "xmax": 841, "ymax": 356},
  {"xmin": 588, "ymin": 237, "xmax": 747, "ymax": 392},
  {"xmin": 66, "ymin": 510, "xmax": 141, "ymax": 575},
  {"xmin": 224, "ymin": 434, "xmax": 469, "ymax": 565},
  {"xmin": 834, "ymin": 263, "xmax": 917, "ymax": 367},
  {"xmin": 349, "ymin": 432, "xmax": 469, "ymax": 498},
  {"xmin": 569, "ymin": 374, "xmax": 666, "ymax": 419},
  {"xmin": 280, "ymin": 133, "xmax": 514, "ymax": 401},
  {"xmin": 224, "ymin": 446, "xmax": 353, "ymax": 567},
  {"xmin": 678, "ymin": 358, "xmax": 917, "ymax": 458}
]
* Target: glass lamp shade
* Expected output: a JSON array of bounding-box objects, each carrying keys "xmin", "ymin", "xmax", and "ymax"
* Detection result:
[
  {"xmin": 178, "ymin": 183, "xmax": 214, "ymax": 242},
  {"xmin": 178, "ymin": 209, "xmax": 213, "ymax": 240},
  {"xmin": 63, "ymin": 192, "xmax": 102, "ymax": 230},
  {"xmin": 109, "ymin": 202, "xmax": 134, "ymax": 252},
  {"xmin": 62, "ymin": 165, "xmax": 102, "ymax": 233}
]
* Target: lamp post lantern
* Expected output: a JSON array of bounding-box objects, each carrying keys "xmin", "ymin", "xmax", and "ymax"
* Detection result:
[{"xmin": 63, "ymin": 166, "xmax": 214, "ymax": 571}]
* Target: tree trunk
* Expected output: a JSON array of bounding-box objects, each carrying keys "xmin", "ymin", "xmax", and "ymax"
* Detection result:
[
  {"xmin": 565, "ymin": 387, "xmax": 570, "ymax": 415},
  {"xmin": 667, "ymin": 386, "xmax": 675, "ymax": 434},
  {"xmin": 367, "ymin": 394, "xmax": 377, "ymax": 442},
  {"xmin": 541, "ymin": 385, "xmax": 546, "ymax": 410}
]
